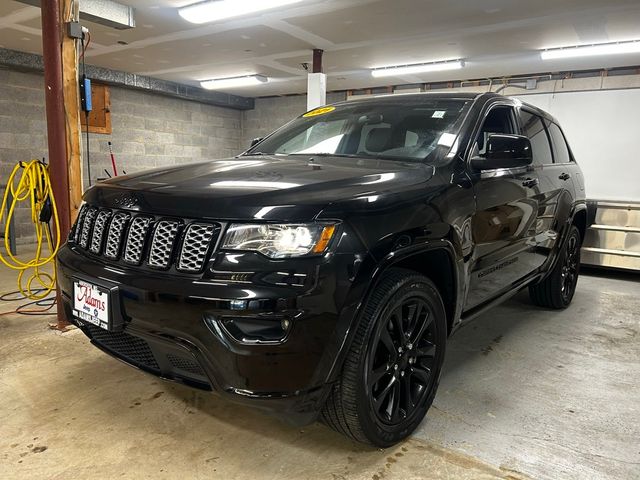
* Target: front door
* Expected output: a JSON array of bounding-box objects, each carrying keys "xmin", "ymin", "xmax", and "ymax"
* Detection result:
[{"xmin": 465, "ymin": 104, "xmax": 542, "ymax": 310}]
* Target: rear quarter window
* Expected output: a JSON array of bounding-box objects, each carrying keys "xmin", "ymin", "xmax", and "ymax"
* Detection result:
[{"xmin": 546, "ymin": 122, "xmax": 572, "ymax": 164}]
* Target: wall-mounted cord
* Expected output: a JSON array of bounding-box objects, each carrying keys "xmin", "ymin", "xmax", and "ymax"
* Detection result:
[
  {"xmin": 80, "ymin": 29, "xmax": 92, "ymax": 186},
  {"xmin": 85, "ymin": 112, "xmax": 91, "ymax": 186},
  {"xmin": 0, "ymin": 160, "xmax": 61, "ymax": 301}
]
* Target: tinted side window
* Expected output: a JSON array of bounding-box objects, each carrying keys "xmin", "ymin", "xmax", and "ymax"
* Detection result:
[
  {"xmin": 520, "ymin": 110, "xmax": 553, "ymax": 166},
  {"xmin": 547, "ymin": 122, "xmax": 572, "ymax": 164},
  {"xmin": 474, "ymin": 106, "xmax": 516, "ymax": 155}
]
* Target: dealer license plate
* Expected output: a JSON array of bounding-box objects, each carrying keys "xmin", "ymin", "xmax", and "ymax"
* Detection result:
[{"xmin": 73, "ymin": 280, "xmax": 110, "ymax": 330}]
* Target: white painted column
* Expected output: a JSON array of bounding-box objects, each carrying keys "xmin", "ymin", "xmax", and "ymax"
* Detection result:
[{"xmin": 307, "ymin": 72, "xmax": 327, "ymax": 110}]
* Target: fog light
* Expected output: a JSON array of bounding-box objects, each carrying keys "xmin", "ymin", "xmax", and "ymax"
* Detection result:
[
  {"xmin": 205, "ymin": 314, "xmax": 292, "ymax": 345},
  {"xmin": 281, "ymin": 318, "xmax": 290, "ymax": 331}
]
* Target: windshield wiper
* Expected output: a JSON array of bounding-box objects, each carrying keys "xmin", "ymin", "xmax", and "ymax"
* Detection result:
[
  {"xmin": 287, "ymin": 153, "xmax": 360, "ymax": 158},
  {"xmin": 287, "ymin": 152, "xmax": 413, "ymax": 161}
]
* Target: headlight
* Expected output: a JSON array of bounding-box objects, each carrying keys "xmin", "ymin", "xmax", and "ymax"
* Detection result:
[{"xmin": 222, "ymin": 223, "xmax": 336, "ymax": 259}]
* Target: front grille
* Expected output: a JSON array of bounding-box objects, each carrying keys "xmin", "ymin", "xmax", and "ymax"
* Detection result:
[
  {"xmin": 85, "ymin": 324, "xmax": 160, "ymax": 371},
  {"xmin": 71, "ymin": 204, "xmax": 221, "ymax": 272}
]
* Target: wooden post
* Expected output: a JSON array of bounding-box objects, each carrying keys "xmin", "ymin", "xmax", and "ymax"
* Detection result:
[
  {"xmin": 62, "ymin": 0, "xmax": 83, "ymax": 224},
  {"xmin": 41, "ymin": 0, "xmax": 71, "ymax": 329},
  {"xmin": 41, "ymin": 0, "xmax": 83, "ymax": 330}
]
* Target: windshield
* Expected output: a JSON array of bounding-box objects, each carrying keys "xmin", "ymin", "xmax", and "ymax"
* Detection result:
[{"xmin": 247, "ymin": 98, "xmax": 471, "ymax": 163}]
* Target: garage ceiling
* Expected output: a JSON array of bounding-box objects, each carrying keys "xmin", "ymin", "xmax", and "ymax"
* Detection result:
[{"xmin": 1, "ymin": 0, "xmax": 640, "ymax": 97}]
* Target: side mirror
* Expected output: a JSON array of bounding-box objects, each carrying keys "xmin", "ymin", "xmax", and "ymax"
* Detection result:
[
  {"xmin": 471, "ymin": 134, "xmax": 532, "ymax": 171},
  {"xmin": 250, "ymin": 137, "xmax": 264, "ymax": 148}
]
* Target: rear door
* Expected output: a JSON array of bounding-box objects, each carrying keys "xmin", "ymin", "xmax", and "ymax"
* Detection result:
[
  {"xmin": 518, "ymin": 109, "xmax": 577, "ymax": 266},
  {"xmin": 546, "ymin": 120, "xmax": 584, "ymax": 201},
  {"xmin": 465, "ymin": 103, "xmax": 542, "ymax": 310}
]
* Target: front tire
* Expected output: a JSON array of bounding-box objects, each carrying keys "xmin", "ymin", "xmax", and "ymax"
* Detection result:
[
  {"xmin": 529, "ymin": 224, "xmax": 581, "ymax": 309},
  {"xmin": 321, "ymin": 269, "xmax": 447, "ymax": 447}
]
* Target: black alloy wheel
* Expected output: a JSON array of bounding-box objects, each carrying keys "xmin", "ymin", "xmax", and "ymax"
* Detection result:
[
  {"xmin": 560, "ymin": 233, "xmax": 580, "ymax": 303},
  {"xmin": 529, "ymin": 224, "xmax": 581, "ymax": 309},
  {"xmin": 366, "ymin": 298, "xmax": 438, "ymax": 426},
  {"xmin": 321, "ymin": 269, "xmax": 447, "ymax": 447}
]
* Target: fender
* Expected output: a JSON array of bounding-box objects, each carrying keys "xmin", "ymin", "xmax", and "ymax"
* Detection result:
[{"xmin": 538, "ymin": 200, "xmax": 588, "ymax": 281}]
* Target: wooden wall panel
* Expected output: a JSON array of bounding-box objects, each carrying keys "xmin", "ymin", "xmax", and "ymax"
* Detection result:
[{"xmin": 80, "ymin": 83, "xmax": 111, "ymax": 135}]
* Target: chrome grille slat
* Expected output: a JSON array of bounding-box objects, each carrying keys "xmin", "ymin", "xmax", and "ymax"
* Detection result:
[
  {"xmin": 79, "ymin": 208, "xmax": 98, "ymax": 249},
  {"xmin": 74, "ymin": 205, "xmax": 88, "ymax": 243},
  {"xmin": 90, "ymin": 210, "xmax": 112, "ymax": 254},
  {"xmin": 123, "ymin": 216, "xmax": 152, "ymax": 265},
  {"xmin": 148, "ymin": 220, "xmax": 181, "ymax": 268},
  {"xmin": 178, "ymin": 223, "xmax": 218, "ymax": 272},
  {"xmin": 104, "ymin": 212, "xmax": 130, "ymax": 259}
]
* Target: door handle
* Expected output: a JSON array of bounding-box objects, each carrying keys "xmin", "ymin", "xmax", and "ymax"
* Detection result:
[
  {"xmin": 522, "ymin": 178, "xmax": 539, "ymax": 188},
  {"xmin": 559, "ymin": 172, "xmax": 571, "ymax": 181}
]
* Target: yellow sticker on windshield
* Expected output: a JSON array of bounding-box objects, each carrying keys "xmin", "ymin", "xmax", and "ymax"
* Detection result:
[{"xmin": 303, "ymin": 106, "xmax": 335, "ymax": 117}]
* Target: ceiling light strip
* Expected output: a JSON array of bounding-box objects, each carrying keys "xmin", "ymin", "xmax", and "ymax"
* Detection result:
[
  {"xmin": 200, "ymin": 75, "xmax": 268, "ymax": 90},
  {"xmin": 371, "ymin": 60, "xmax": 464, "ymax": 78},
  {"xmin": 179, "ymin": 0, "xmax": 304, "ymax": 24},
  {"xmin": 540, "ymin": 40, "xmax": 640, "ymax": 60}
]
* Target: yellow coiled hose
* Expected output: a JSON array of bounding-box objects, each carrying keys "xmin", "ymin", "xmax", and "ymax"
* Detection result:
[{"xmin": 0, "ymin": 160, "xmax": 61, "ymax": 300}]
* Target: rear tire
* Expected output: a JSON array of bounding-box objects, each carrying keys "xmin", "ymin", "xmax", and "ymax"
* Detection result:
[
  {"xmin": 529, "ymin": 225, "xmax": 581, "ymax": 309},
  {"xmin": 321, "ymin": 268, "xmax": 447, "ymax": 447}
]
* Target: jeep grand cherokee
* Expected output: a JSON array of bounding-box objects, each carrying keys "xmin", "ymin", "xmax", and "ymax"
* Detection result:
[{"xmin": 57, "ymin": 93, "xmax": 587, "ymax": 446}]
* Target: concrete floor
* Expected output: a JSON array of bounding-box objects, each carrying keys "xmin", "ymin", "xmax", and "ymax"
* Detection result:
[{"xmin": 0, "ymin": 267, "xmax": 638, "ymax": 480}]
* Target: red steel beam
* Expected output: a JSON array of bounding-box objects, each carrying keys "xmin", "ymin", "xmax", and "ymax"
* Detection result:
[{"xmin": 41, "ymin": 0, "xmax": 71, "ymax": 329}]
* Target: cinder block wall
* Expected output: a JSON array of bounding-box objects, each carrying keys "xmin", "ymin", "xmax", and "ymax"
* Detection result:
[
  {"xmin": 86, "ymin": 86, "xmax": 242, "ymax": 185},
  {"xmin": 241, "ymin": 92, "xmax": 347, "ymax": 149},
  {"xmin": 0, "ymin": 69, "xmax": 49, "ymax": 245},
  {"xmin": 0, "ymin": 68, "xmax": 243, "ymax": 244}
]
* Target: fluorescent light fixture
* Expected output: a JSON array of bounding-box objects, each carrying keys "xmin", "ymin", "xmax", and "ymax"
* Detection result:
[
  {"xmin": 541, "ymin": 40, "xmax": 640, "ymax": 60},
  {"xmin": 179, "ymin": 0, "xmax": 304, "ymax": 24},
  {"xmin": 371, "ymin": 60, "xmax": 464, "ymax": 78},
  {"xmin": 200, "ymin": 75, "xmax": 268, "ymax": 90}
]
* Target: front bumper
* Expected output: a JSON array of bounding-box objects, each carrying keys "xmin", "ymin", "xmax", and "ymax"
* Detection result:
[{"xmin": 57, "ymin": 243, "xmax": 357, "ymax": 425}]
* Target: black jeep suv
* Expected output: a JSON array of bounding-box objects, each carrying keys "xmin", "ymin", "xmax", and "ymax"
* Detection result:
[{"xmin": 58, "ymin": 92, "xmax": 586, "ymax": 446}]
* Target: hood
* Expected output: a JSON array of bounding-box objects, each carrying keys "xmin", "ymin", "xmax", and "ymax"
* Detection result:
[{"xmin": 85, "ymin": 155, "xmax": 435, "ymax": 221}]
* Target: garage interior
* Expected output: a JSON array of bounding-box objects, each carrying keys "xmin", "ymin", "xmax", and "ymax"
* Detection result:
[{"xmin": 0, "ymin": 1, "xmax": 638, "ymax": 479}]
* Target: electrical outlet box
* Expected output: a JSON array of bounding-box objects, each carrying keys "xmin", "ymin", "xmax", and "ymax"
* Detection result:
[{"xmin": 67, "ymin": 21, "xmax": 83, "ymax": 40}]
